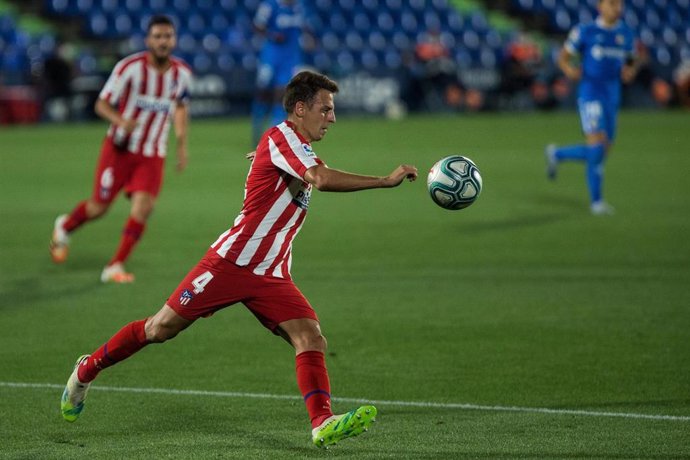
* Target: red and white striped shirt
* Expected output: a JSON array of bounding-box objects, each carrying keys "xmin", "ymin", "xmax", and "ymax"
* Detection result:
[
  {"xmin": 99, "ymin": 51, "xmax": 193, "ymax": 157},
  {"xmin": 210, "ymin": 121, "xmax": 323, "ymax": 279}
]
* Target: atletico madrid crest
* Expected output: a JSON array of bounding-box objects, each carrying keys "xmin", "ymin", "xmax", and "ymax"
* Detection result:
[{"xmin": 179, "ymin": 289, "xmax": 194, "ymax": 306}]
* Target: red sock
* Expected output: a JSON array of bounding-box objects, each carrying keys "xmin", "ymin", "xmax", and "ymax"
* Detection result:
[
  {"xmin": 63, "ymin": 201, "xmax": 89, "ymax": 233},
  {"xmin": 296, "ymin": 351, "xmax": 333, "ymax": 428},
  {"xmin": 108, "ymin": 217, "xmax": 146, "ymax": 266},
  {"xmin": 77, "ymin": 319, "xmax": 149, "ymax": 383}
]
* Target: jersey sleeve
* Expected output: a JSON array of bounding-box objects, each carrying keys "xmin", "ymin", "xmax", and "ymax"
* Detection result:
[
  {"xmin": 176, "ymin": 66, "xmax": 193, "ymax": 105},
  {"xmin": 268, "ymin": 125, "xmax": 323, "ymax": 180},
  {"xmin": 564, "ymin": 24, "xmax": 583, "ymax": 55},
  {"xmin": 98, "ymin": 59, "xmax": 130, "ymax": 105}
]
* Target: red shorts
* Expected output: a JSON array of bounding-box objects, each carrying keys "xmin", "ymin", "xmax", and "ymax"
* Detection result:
[
  {"xmin": 91, "ymin": 138, "xmax": 165, "ymax": 204},
  {"xmin": 167, "ymin": 251, "xmax": 318, "ymax": 333}
]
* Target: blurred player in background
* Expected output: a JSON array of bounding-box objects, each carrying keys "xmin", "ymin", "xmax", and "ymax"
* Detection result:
[
  {"xmin": 50, "ymin": 15, "xmax": 193, "ymax": 282},
  {"xmin": 544, "ymin": 0, "xmax": 639, "ymax": 215},
  {"xmin": 60, "ymin": 71, "xmax": 419, "ymax": 448},
  {"xmin": 251, "ymin": 0, "xmax": 309, "ymax": 145}
]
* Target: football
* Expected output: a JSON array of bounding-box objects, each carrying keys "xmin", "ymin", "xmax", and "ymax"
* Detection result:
[{"xmin": 427, "ymin": 155, "xmax": 483, "ymax": 210}]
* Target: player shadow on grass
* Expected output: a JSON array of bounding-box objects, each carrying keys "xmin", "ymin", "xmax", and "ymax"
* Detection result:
[
  {"xmin": 2, "ymin": 254, "xmax": 115, "ymax": 309},
  {"xmin": 455, "ymin": 193, "xmax": 583, "ymax": 234}
]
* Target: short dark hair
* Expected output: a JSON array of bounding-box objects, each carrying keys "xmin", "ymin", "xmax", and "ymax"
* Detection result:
[
  {"xmin": 283, "ymin": 71, "xmax": 339, "ymax": 113},
  {"xmin": 147, "ymin": 15, "xmax": 175, "ymax": 33}
]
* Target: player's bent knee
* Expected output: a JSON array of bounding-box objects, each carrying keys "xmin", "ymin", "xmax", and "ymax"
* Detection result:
[{"xmin": 293, "ymin": 332, "xmax": 327, "ymax": 354}]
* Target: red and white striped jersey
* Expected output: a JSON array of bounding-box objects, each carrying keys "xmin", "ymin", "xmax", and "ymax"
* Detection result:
[
  {"xmin": 210, "ymin": 121, "xmax": 323, "ymax": 279},
  {"xmin": 99, "ymin": 51, "xmax": 193, "ymax": 157}
]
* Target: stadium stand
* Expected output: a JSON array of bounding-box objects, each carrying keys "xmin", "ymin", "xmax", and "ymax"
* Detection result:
[
  {"xmin": 511, "ymin": 0, "xmax": 690, "ymax": 80},
  {"xmin": 1, "ymin": 0, "xmax": 688, "ymax": 121}
]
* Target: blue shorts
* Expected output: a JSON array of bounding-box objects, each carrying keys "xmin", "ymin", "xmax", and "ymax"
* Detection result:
[{"xmin": 577, "ymin": 81, "xmax": 620, "ymax": 142}]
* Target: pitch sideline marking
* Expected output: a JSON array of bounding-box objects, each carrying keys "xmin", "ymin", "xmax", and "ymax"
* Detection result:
[{"xmin": 2, "ymin": 381, "xmax": 689, "ymax": 422}]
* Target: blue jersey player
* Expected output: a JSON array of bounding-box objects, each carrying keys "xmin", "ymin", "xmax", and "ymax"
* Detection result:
[
  {"xmin": 251, "ymin": 0, "xmax": 307, "ymax": 145},
  {"xmin": 545, "ymin": 0, "xmax": 639, "ymax": 215}
]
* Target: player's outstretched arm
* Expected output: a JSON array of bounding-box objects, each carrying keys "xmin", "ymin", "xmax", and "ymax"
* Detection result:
[
  {"xmin": 304, "ymin": 164, "xmax": 418, "ymax": 192},
  {"xmin": 173, "ymin": 103, "xmax": 189, "ymax": 172},
  {"xmin": 557, "ymin": 47, "xmax": 581, "ymax": 81}
]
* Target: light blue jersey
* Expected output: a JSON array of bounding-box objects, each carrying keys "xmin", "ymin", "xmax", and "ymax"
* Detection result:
[
  {"xmin": 565, "ymin": 17, "xmax": 635, "ymax": 140},
  {"xmin": 254, "ymin": 0, "xmax": 306, "ymax": 89}
]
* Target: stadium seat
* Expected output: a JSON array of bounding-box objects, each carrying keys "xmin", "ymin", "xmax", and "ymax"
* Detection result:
[
  {"xmin": 367, "ymin": 30, "xmax": 387, "ymax": 51},
  {"xmin": 376, "ymin": 11, "xmax": 395, "ymax": 36},
  {"xmin": 344, "ymin": 31, "xmax": 364, "ymax": 51}
]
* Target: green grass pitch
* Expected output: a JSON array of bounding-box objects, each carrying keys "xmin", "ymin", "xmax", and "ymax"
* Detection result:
[{"xmin": 1, "ymin": 111, "xmax": 689, "ymax": 458}]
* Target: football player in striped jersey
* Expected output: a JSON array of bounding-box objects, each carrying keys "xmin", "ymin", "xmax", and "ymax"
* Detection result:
[
  {"xmin": 50, "ymin": 15, "xmax": 193, "ymax": 282},
  {"xmin": 61, "ymin": 71, "xmax": 417, "ymax": 448}
]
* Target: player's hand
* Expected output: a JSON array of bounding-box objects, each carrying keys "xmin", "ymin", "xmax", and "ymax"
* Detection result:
[
  {"xmin": 118, "ymin": 118, "xmax": 137, "ymax": 134},
  {"xmin": 246, "ymin": 150, "xmax": 256, "ymax": 161},
  {"xmin": 176, "ymin": 145, "xmax": 188, "ymax": 172},
  {"xmin": 621, "ymin": 65, "xmax": 637, "ymax": 84},
  {"xmin": 384, "ymin": 165, "xmax": 418, "ymax": 188}
]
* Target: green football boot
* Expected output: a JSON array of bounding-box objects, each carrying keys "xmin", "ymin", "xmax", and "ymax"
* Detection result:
[
  {"xmin": 60, "ymin": 355, "xmax": 91, "ymax": 422},
  {"xmin": 311, "ymin": 405, "xmax": 377, "ymax": 448}
]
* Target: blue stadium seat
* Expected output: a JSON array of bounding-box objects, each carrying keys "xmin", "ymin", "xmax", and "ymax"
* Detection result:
[
  {"xmin": 367, "ymin": 30, "xmax": 387, "ymax": 51},
  {"xmin": 383, "ymin": 0, "xmax": 403, "ymax": 10},
  {"xmin": 76, "ymin": 0, "xmax": 95, "ymax": 15},
  {"xmin": 177, "ymin": 32, "xmax": 196, "ymax": 53},
  {"xmin": 240, "ymin": 52, "xmax": 256, "ymax": 71},
  {"xmin": 353, "ymin": 11, "xmax": 371, "ymax": 32},
  {"xmin": 172, "ymin": 0, "xmax": 192, "ymax": 12},
  {"xmin": 662, "ymin": 26, "xmax": 679, "ymax": 48},
  {"xmin": 335, "ymin": 49, "xmax": 355, "ymax": 73},
  {"xmin": 216, "ymin": 52, "xmax": 235, "ymax": 72},
  {"xmin": 376, "ymin": 11, "xmax": 395, "ymax": 36},
  {"xmin": 454, "ymin": 48, "xmax": 473, "ymax": 68},
  {"xmin": 344, "ymin": 30, "xmax": 364, "ymax": 51},
  {"xmin": 125, "ymin": 0, "xmax": 143, "ymax": 11},
  {"xmin": 311, "ymin": 50, "xmax": 332, "ymax": 71},
  {"xmin": 400, "ymin": 11, "xmax": 418, "ymax": 34},
  {"xmin": 45, "ymin": 0, "xmax": 71, "ymax": 16},
  {"xmin": 360, "ymin": 48, "xmax": 379, "ymax": 70},
  {"xmin": 423, "ymin": 10, "xmax": 441, "ymax": 31},
  {"xmin": 553, "ymin": 6, "xmax": 572, "ymax": 32},
  {"xmin": 111, "ymin": 10, "xmax": 134, "ymax": 37},
  {"xmin": 320, "ymin": 31, "xmax": 341, "ymax": 52},
  {"xmin": 86, "ymin": 10, "xmax": 109, "ymax": 38},
  {"xmin": 623, "ymin": 9, "xmax": 639, "ymax": 29},
  {"xmin": 201, "ymin": 33, "xmax": 221, "ymax": 54},
  {"xmin": 391, "ymin": 30, "xmax": 411, "ymax": 51},
  {"xmin": 462, "ymin": 29, "xmax": 480, "ymax": 51},
  {"xmin": 185, "ymin": 11, "xmax": 206, "ymax": 38},
  {"xmin": 192, "ymin": 52, "xmax": 213, "ymax": 73},
  {"xmin": 328, "ymin": 12, "xmax": 348, "ymax": 35}
]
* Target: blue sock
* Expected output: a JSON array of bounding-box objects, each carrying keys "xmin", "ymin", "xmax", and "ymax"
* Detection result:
[
  {"xmin": 585, "ymin": 144, "xmax": 605, "ymax": 203},
  {"xmin": 251, "ymin": 99, "xmax": 270, "ymax": 145},
  {"xmin": 555, "ymin": 144, "xmax": 588, "ymax": 161},
  {"xmin": 270, "ymin": 103, "xmax": 286, "ymax": 128}
]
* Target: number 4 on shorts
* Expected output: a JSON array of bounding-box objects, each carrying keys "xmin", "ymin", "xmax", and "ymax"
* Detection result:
[{"xmin": 192, "ymin": 271, "xmax": 214, "ymax": 294}]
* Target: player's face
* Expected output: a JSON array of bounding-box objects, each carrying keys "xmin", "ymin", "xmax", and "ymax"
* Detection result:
[
  {"xmin": 300, "ymin": 90, "xmax": 336, "ymax": 142},
  {"xmin": 598, "ymin": 0, "xmax": 623, "ymax": 24},
  {"xmin": 146, "ymin": 24, "xmax": 176, "ymax": 62}
]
